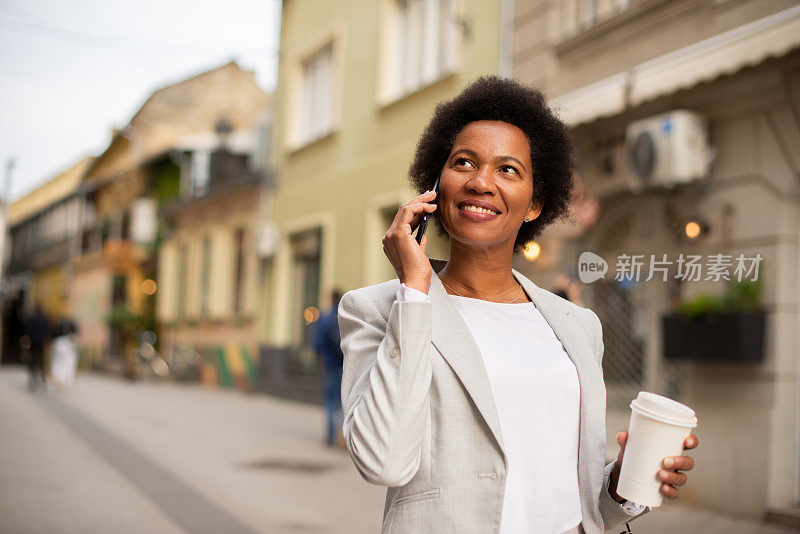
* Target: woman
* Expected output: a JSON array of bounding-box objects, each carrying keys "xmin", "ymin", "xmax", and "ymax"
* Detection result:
[{"xmin": 338, "ymin": 76, "xmax": 698, "ymax": 534}]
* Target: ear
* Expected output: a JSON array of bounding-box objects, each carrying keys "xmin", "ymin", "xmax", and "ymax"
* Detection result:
[{"xmin": 524, "ymin": 199, "xmax": 543, "ymax": 223}]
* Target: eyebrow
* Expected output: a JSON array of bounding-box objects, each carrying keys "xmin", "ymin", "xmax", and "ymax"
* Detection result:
[{"xmin": 450, "ymin": 148, "xmax": 528, "ymax": 173}]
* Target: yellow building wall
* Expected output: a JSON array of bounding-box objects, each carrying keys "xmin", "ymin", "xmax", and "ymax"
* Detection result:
[
  {"xmin": 32, "ymin": 266, "xmax": 66, "ymax": 319},
  {"xmin": 156, "ymin": 186, "xmax": 260, "ymax": 359},
  {"xmin": 263, "ymin": 0, "xmax": 503, "ymax": 346}
]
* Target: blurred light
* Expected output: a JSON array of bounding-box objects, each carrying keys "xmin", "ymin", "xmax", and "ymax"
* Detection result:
[
  {"xmin": 685, "ymin": 221, "xmax": 701, "ymax": 239},
  {"xmin": 141, "ymin": 330, "xmax": 157, "ymax": 345},
  {"xmin": 523, "ymin": 241, "xmax": 541, "ymax": 262},
  {"xmin": 683, "ymin": 217, "xmax": 711, "ymax": 240},
  {"xmin": 140, "ymin": 344, "xmax": 156, "ymax": 359},
  {"xmin": 303, "ymin": 306, "xmax": 320, "ymax": 324},
  {"xmin": 153, "ymin": 359, "xmax": 170, "ymax": 378},
  {"xmin": 141, "ymin": 279, "xmax": 157, "ymax": 295}
]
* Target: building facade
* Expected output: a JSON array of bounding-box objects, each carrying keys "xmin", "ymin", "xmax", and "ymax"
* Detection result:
[
  {"xmin": 511, "ymin": 0, "xmax": 800, "ymax": 522},
  {"xmin": 157, "ymin": 121, "xmax": 272, "ymax": 390},
  {"xmin": 73, "ymin": 62, "xmax": 271, "ymax": 378},
  {"xmin": 2, "ymin": 157, "xmax": 93, "ymax": 364},
  {"xmin": 258, "ymin": 0, "xmax": 505, "ymax": 401}
]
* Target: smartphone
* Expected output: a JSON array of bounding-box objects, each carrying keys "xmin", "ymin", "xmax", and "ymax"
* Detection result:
[{"xmin": 415, "ymin": 173, "xmax": 441, "ymax": 244}]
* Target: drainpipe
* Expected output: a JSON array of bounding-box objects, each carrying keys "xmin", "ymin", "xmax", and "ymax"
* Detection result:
[{"xmin": 796, "ymin": 189, "xmax": 800, "ymax": 506}]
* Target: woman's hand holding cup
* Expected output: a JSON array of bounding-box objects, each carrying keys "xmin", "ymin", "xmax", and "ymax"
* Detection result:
[
  {"xmin": 610, "ymin": 430, "xmax": 699, "ymax": 503},
  {"xmin": 382, "ymin": 190, "xmax": 438, "ymax": 294}
]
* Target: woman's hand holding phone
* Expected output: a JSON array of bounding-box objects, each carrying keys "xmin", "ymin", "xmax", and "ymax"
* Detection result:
[{"xmin": 382, "ymin": 189, "xmax": 437, "ymax": 294}]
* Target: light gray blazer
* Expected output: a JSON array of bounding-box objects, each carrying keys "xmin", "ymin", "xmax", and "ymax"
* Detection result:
[{"xmin": 338, "ymin": 259, "xmax": 650, "ymax": 533}]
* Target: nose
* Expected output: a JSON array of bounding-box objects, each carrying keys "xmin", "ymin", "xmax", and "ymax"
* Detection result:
[{"xmin": 466, "ymin": 165, "xmax": 495, "ymax": 195}]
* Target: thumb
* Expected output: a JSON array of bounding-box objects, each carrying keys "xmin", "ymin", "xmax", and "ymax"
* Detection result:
[{"xmin": 421, "ymin": 233, "xmax": 428, "ymax": 254}]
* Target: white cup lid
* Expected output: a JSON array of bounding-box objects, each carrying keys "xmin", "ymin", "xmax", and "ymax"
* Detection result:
[{"xmin": 630, "ymin": 391, "xmax": 697, "ymax": 428}]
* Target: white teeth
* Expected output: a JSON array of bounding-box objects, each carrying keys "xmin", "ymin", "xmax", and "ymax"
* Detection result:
[{"xmin": 461, "ymin": 205, "xmax": 497, "ymax": 215}]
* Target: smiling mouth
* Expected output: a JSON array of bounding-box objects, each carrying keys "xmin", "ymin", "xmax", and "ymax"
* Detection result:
[{"xmin": 459, "ymin": 205, "xmax": 499, "ymax": 215}]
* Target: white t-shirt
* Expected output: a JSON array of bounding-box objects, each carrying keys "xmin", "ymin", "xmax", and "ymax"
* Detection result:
[
  {"xmin": 450, "ymin": 295, "xmax": 583, "ymax": 533},
  {"xmin": 396, "ymin": 283, "xmax": 645, "ymax": 533}
]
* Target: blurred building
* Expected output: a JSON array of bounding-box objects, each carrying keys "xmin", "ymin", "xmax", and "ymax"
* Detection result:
[
  {"xmin": 510, "ymin": 0, "xmax": 800, "ymax": 524},
  {"xmin": 257, "ymin": 0, "xmax": 505, "ymax": 401},
  {"xmin": 157, "ymin": 116, "xmax": 273, "ymax": 390},
  {"xmin": 73, "ymin": 61, "xmax": 271, "ymax": 380},
  {"xmin": 2, "ymin": 157, "xmax": 94, "ymax": 364}
]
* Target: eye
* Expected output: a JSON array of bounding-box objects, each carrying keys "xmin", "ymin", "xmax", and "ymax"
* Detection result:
[
  {"xmin": 500, "ymin": 165, "xmax": 518, "ymax": 175},
  {"xmin": 454, "ymin": 157, "xmax": 474, "ymax": 168}
]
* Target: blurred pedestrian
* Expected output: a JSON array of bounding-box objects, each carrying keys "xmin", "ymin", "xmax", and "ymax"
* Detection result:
[
  {"xmin": 24, "ymin": 305, "xmax": 50, "ymax": 392},
  {"xmin": 51, "ymin": 316, "xmax": 78, "ymax": 390},
  {"xmin": 312, "ymin": 290, "xmax": 345, "ymax": 449}
]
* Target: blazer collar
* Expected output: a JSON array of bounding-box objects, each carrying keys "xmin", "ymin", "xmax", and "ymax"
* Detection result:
[{"xmin": 427, "ymin": 258, "xmax": 596, "ymax": 465}]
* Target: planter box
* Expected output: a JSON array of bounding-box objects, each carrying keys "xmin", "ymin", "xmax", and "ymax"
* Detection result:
[{"xmin": 662, "ymin": 311, "xmax": 766, "ymax": 362}]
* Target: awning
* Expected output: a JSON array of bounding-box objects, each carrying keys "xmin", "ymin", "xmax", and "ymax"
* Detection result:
[{"xmin": 551, "ymin": 5, "xmax": 800, "ymax": 126}]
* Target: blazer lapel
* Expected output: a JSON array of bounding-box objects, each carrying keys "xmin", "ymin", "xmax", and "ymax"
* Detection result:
[{"xmin": 428, "ymin": 262, "xmax": 507, "ymax": 457}]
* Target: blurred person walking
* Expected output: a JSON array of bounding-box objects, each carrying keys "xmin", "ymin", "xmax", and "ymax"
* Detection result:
[
  {"xmin": 24, "ymin": 305, "xmax": 50, "ymax": 392},
  {"xmin": 312, "ymin": 290, "xmax": 346, "ymax": 449},
  {"xmin": 51, "ymin": 316, "xmax": 78, "ymax": 390}
]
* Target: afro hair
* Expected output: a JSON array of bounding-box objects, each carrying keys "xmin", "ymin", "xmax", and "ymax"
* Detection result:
[{"xmin": 407, "ymin": 75, "xmax": 575, "ymax": 252}]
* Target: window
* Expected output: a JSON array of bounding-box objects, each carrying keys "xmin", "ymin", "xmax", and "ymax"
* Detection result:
[
  {"xmin": 200, "ymin": 235, "xmax": 211, "ymax": 316},
  {"xmin": 382, "ymin": 0, "xmax": 458, "ymax": 102},
  {"xmin": 111, "ymin": 275, "xmax": 127, "ymax": 309},
  {"xmin": 289, "ymin": 229, "xmax": 321, "ymax": 349},
  {"xmin": 190, "ymin": 150, "xmax": 210, "ymax": 197},
  {"xmin": 299, "ymin": 42, "xmax": 334, "ymax": 145},
  {"xmin": 559, "ymin": 0, "xmax": 640, "ymax": 38},
  {"xmin": 177, "ymin": 242, "xmax": 188, "ymax": 319},
  {"xmin": 233, "ymin": 228, "xmax": 245, "ymax": 315}
]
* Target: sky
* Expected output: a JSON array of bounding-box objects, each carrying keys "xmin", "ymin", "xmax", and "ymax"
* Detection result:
[{"xmin": 0, "ymin": 0, "xmax": 282, "ymax": 201}]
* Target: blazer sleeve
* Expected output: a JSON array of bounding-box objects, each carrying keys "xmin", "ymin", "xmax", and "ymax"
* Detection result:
[
  {"xmin": 588, "ymin": 309, "xmax": 653, "ymax": 529},
  {"xmin": 338, "ymin": 290, "xmax": 433, "ymax": 487}
]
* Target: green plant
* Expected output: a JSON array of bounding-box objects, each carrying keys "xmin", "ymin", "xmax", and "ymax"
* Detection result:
[
  {"xmin": 105, "ymin": 307, "xmax": 146, "ymax": 335},
  {"xmin": 673, "ymin": 277, "xmax": 763, "ymax": 319}
]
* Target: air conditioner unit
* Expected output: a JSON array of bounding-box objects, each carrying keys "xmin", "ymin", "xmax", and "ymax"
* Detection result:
[{"xmin": 625, "ymin": 110, "xmax": 713, "ymax": 192}]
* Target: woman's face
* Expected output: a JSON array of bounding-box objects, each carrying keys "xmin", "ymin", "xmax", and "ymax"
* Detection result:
[{"xmin": 438, "ymin": 120, "xmax": 542, "ymax": 251}]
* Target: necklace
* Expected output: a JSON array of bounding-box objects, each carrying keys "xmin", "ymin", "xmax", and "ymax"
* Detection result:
[{"xmin": 440, "ymin": 278, "xmax": 524, "ymax": 304}]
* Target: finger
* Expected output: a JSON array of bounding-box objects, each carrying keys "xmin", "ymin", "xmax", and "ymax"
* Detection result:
[
  {"xmin": 659, "ymin": 483, "xmax": 680, "ymax": 499},
  {"xmin": 420, "ymin": 233, "xmax": 428, "ymax": 254},
  {"xmin": 388, "ymin": 192, "xmax": 434, "ymax": 230},
  {"xmin": 396, "ymin": 203, "xmax": 437, "ymax": 232},
  {"xmin": 615, "ymin": 431, "xmax": 628, "ymax": 465},
  {"xmin": 657, "ymin": 469, "xmax": 687, "ymax": 486},
  {"xmin": 683, "ymin": 434, "xmax": 699, "ymax": 450},
  {"xmin": 663, "ymin": 455, "xmax": 694, "ymax": 471},
  {"xmin": 399, "ymin": 201, "xmax": 437, "ymax": 219},
  {"xmin": 402, "ymin": 189, "xmax": 436, "ymax": 206}
]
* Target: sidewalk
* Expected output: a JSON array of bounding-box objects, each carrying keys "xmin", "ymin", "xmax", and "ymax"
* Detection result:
[{"xmin": 0, "ymin": 367, "xmax": 795, "ymax": 533}]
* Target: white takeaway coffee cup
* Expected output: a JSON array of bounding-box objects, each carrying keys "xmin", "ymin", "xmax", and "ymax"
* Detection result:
[{"xmin": 616, "ymin": 391, "xmax": 698, "ymax": 507}]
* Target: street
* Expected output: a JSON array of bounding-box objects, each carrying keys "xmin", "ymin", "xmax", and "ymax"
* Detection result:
[{"xmin": 0, "ymin": 368, "xmax": 793, "ymax": 534}]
